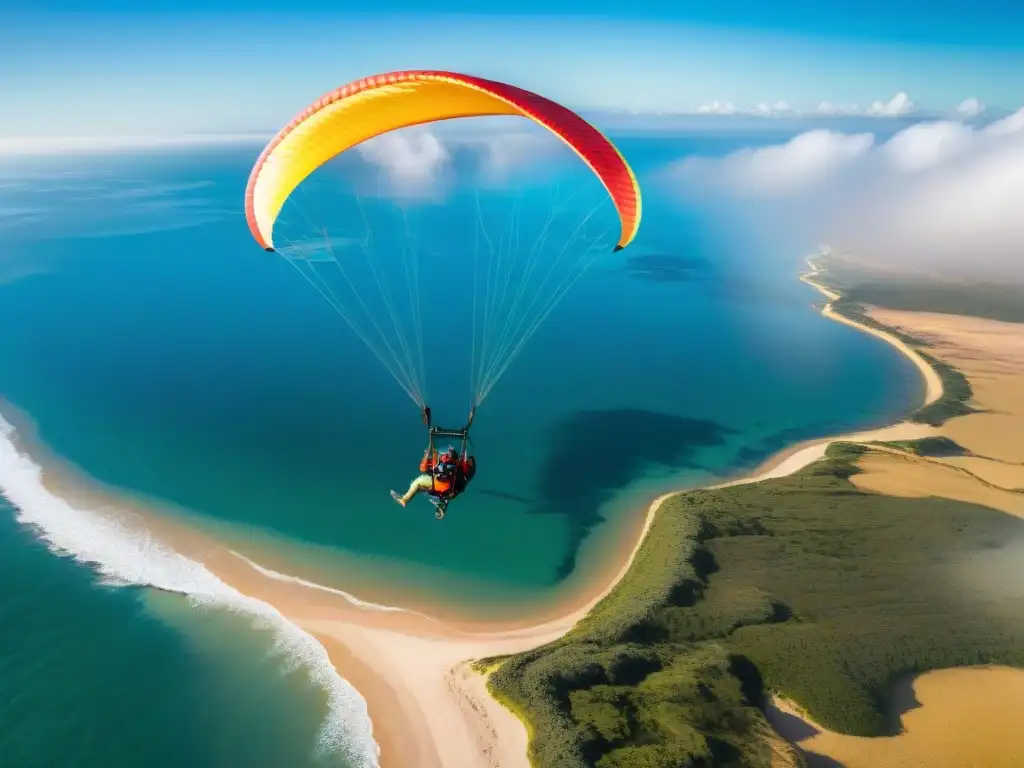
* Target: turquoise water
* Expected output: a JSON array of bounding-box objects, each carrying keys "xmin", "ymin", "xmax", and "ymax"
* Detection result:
[{"xmin": 0, "ymin": 130, "xmax": 922, "ymax": 766}]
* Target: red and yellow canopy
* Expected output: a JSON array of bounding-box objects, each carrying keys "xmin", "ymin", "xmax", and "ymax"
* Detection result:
[{"xmin": 244, "ymin": 69, "xmax": 641, "ymax": 252}]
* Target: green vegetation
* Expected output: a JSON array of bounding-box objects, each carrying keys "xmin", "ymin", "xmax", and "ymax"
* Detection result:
[
  {"xmin": 487, "ymin": 444, "xmax": 1024, "ymax": 767},
  {"xmin": 909, "ymin": 354, "xmax": 974, "ymax": 425},
  {"xmin": 872, "ymin": 436, "xmax": 970, "ymax": 457},
  {"xmin": 811, "ymin": 257, "xmax": 1024, "ymax": 323},
  {"xmin": 842, "ymin": 281, "xmax": 1024, "ymax": 324}
]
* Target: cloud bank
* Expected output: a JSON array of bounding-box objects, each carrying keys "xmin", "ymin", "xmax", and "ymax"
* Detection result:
[{"xmin": 667, "ymin": 107, "xmax": 1024, "ymax": 281}]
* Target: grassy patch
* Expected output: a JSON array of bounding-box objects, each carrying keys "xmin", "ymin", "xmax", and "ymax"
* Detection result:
[
  {"xmin": 842, "ymin": 281, "xmax": 1024, "ymax": 324},
  {"xmin": 871, "ymin": 436, "xmax": 971, "ymax": 457},
  {"xmin": 488, "ymin": 444, "xmax": 1024, "ymax": 767},
  {"xmin": 810, "ymin": 257, "xmax": 1024, "ymax": 323},
  {"xmin": 910, "ymin": 354, "xmax": 975, "ymax": 426}
]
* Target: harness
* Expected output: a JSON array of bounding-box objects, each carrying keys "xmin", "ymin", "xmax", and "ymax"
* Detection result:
[{"xmin": 421, "ymin": 405, "xmax": 476, "ymax": 518}]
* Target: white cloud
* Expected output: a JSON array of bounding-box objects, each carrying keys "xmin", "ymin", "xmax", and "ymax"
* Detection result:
[
  {"xmin": 0, "ymin": 134, "xmax": 268, "ymax": 157},
  {"xmin": 686, "ymin": 93, "xmax": 917, "ymax": 118},
  {"xmin": 955, "ymin": 98, "xmax": 985, "ymax": 118},
  {"xmin": 356, "ymin": 131, "xmax": 450, "ymax": 192},
  {"xmin": 881, "ymin": 120, "xmax": 975, "ymax": 171},
  {"xmin": 474, "ymin": 132, "xmax": 538, "ymax": 171},
  {"xmin": 866, "ymin": 92, "xmax": 915, "ymax": 116},
  {"xmin": 985, "ymin": 108, "xmax": 1024, "ymax": 137},
  {"xmin": 751, "ymin": 101, "xmax": 793, "ymax": 117},
  {"xmin": 464, "ymin": 130, "xmax": 568, "ymax": 182},
  {"xmin": 666, "ymin": 106, "xmax": 1024, "ymax": 281},
  {"xmin": 696, "ymin": 101, "xmax": 738, "ymax": 115},
  {"xmin": 670, "ymin": 129, "xmax": 874, "ymax": 195},
  {"xmin": 352, "ymin": 123, "xmax": 568, "ymax": 197},
  {"xmin": 810, "ymin": 101, "xmax": 862, "ymax": 116}
]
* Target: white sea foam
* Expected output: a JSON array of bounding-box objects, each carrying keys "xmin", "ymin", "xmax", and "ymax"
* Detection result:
[
  {"xmin": 0, "ymin": 414, "xmax": 380, "ymax": 767},
  {"xmin": 229, "ymin": 550, "xmax": 439, "ymax": 622}
]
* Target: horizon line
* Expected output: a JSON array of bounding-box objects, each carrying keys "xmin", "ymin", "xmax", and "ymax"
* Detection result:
[{"xmin": 2, "ymin": 106, "xmax": 1012, "ymax": 158}]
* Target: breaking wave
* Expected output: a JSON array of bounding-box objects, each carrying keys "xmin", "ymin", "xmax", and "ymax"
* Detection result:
[{"xmin": 0, "ymin": 414, "xmax": 380, "ymax": 767}]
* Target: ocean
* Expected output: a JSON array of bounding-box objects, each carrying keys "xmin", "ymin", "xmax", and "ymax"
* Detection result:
[{"xmin": 0, "ymin": 127, "xmax": 922, "ymax": 766}]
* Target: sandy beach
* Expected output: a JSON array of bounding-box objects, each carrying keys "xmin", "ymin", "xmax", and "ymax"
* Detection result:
[{"xmin": 11, "ymin": 250, "xmax": 1020, "ymax": 768}]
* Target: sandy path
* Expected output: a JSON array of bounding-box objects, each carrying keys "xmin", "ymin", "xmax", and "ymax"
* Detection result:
[{"xmin": 938, "ymin": 455, "xmax": 1024, "ymax": 491}]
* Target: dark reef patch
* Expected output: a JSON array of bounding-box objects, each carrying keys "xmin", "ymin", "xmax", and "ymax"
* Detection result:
[{"xmin": 531, "ymin": 408, "xmax": 735, "ymax": 581}]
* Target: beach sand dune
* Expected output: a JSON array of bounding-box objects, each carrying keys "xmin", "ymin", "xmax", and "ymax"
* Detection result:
[
  {"xmin": 769, "ymin": 666, "xmax": 1024, "ymax": 768},
  {"xmin": 852, "ymin": 309, "xmax": 1024, "ymax": 517},
  {"xmin": 938, "ymin": 456, "xmax": 1024, "ymax": 492},
  {"xmin": 852, "ymin": 451, "xmax": 1024, "ymax": 518}
]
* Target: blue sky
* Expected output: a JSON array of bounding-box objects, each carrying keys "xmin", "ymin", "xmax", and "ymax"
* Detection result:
[{"xmin": 4, "ymin": 1, "xmax": 1023, "ymax": 137}]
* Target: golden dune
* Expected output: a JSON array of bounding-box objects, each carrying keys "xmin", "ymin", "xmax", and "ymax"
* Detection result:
[{"xmin": 772, "ymin": 667, "xmax": 1024, "ymax": 768}]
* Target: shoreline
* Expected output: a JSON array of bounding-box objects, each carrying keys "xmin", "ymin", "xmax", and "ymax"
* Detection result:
[
  {"xmin": 0, "ymin": 247, "xmax": 951, "ymax": 767},
  {"xmin": 801, "ymin": 253, "xmax": 944, "ymax": 408}
]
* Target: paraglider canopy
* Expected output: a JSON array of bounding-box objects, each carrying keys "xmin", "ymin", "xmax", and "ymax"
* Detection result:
[
  {"xmin": 245, "ymin": 70, "xmax": 641, "ymax": 255},
  {"xmin": 244, "ymin": 69, "xmax": 642, "ymax": 416}
]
